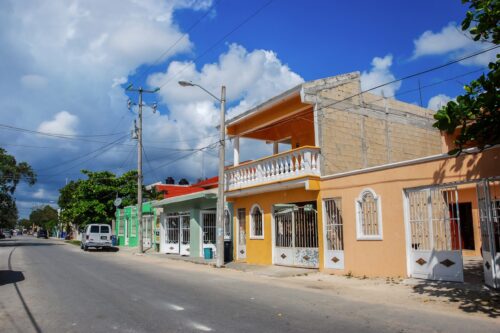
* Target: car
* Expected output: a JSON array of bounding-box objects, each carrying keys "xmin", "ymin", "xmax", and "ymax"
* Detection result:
[
  {"xmin": 37, "ymin": 230, "xmax": 48, "ymax": 239},
  {"xmin": 81, "ymin": 224, "xmax": 112, "ymax": 251},
  {"xmin": 3, "ymin": 230, "xmax": 12, "ymax": 238},
  {"xmin": 0, "ymin": 231, "xmax": 5, "ymax": 239}
]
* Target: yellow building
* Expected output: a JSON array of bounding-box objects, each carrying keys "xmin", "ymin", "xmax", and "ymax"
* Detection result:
[{"xmin": 226, "ymin": 72, "xmax": 500, "ymax": 288}]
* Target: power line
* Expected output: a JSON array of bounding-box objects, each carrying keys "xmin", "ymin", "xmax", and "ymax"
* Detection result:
[
  {"xmin": 132, "ymin": 0, "xmax": 222, "ymax": 85},
  {"xmin": 0, "ymin": 123, "xmax": 127, "ymax": 139},
  {"xmin": 157, "ymin": 0, "xmax": 275, "ymax": 90}
]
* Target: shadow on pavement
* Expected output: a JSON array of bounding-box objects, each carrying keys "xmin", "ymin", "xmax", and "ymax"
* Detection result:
[
  {"xmin": 87, "ymin": 246, "xmax": 120, "ymax": 253},
  {"xmin": 411, "ymin": 260, "xmax": 500, "ymax": 318},
  {"xmin": 0, "ymin": 270, "xmax": 25, "ymax": 286}
]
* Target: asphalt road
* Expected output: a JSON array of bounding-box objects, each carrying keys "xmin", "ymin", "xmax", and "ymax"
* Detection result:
[{"xmin": 0, "ymin": 236, "xmax": 498, "ymax": 333}]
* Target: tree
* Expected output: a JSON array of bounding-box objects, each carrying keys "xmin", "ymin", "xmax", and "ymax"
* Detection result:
[
  {"xmin": 19, "ymin": 218, "xmax": 31, "ymax": 231},
  {"xmin": 178, "ymin": 178, "xmax": 189, "ymax": 185},
  {"xmin": 165, "ymin": 176, "xmax": 175, "ymax": 184},
  {"xmin": 0, "ymin": 148, "xmax": 36, "ymax": 229},
  {"xmin": 58, "ymin": 170, "xmax": 157, "ymax": 229},
  {"xmin": 29, "ymin": 205, "xmax": 58, "ymax": 231},
  {"xmin": 433, "ymin": 0, "xmax": 499, "ymax": 154}
]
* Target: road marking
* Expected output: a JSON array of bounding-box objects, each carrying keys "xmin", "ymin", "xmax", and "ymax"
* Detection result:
[
  {"xmin": 191, "ymin": 322, "xmax": 212, "ymax": 331},
  {"xmin": 167, "ymin": 303, "xmax": 184, "ymax": 311}
]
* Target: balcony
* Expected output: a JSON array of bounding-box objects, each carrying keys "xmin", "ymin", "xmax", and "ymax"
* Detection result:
[{"xmin": 225, "ymin": 146, "xmax": 321, "ymax": 191}]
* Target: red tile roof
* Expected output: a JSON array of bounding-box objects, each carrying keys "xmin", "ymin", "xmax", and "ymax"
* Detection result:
[{"xmin": 154, "ymin": 176, "xmax": 218, "ymax": 199}]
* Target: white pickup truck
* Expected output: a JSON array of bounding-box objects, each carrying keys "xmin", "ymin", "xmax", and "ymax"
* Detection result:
[{"xmin": 81, "ymin": 224, "xmax": 112, "ymax": 251}]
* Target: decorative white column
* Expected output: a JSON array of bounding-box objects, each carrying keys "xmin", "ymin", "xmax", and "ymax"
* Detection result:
[{"xmin": 233, "ymin": 136, "xmax": 240, "ymax": 166}]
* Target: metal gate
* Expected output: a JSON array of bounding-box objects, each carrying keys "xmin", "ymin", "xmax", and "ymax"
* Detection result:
[
  {"xmin": 237, "ymin": 208, "xmax": 246, "ymax": 260},
  {"xmin": 477, "ymin": 179, "xmax": 500, "ymax": 289},
  {"xmin": 405, "ymin": 187, "xmax": 463, "ymax": 282},
  {"xmin": 201, "ymin": 211, "xmax": 217, "ymax": 256},
  {"xmin": 164, "ymin": 212, "xmax": 190, "ymax": 255},
  {"xmin": 180, "ymin": 214, "xmax": 190, "ymax": 256},
  {"xmin": 142, "ymin": 215, "xmax": 153, "ymax": 249},
  {"xmin": 323, "ymin": 198, "xmax": 344, "ymax": 269},
  {"xmin": 273, "ymin": 204, "xmax": 319, "ymax": 268}
]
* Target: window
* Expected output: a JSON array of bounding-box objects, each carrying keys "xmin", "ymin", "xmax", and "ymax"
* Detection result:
[
  {"xmin": 118, "ymin": 217, "xmax": 124, "ymax": 236},
  {"xmin": 100, "ymin": 225, "xmax": 110, "ymax": 233},
  {"xmin": 250, "ymin": 204, "xmax": 264, "ymax": 239},
  {"xmin": 90, "ymin": 225, "xmax": 99, "ymax": 233},
  {"xmin": 356, "ymin": 189, "xmax": 382, "ymax": 240},
  {"xmin": 224, "ymin": 209, "xmax": 231, "ymax": 240}
]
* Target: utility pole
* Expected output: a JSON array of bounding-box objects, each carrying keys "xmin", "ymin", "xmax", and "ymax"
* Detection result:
[
  {"xmin": 216, "ymin": 85, "xmax": 226, "ymax": 268},
  {"xmin": 178, "ymin": 81, "xmax": 226, "ymax": 267},
  {"xmin": 126, "ymin": 84, "xmax": 159, "ymax": 253}
]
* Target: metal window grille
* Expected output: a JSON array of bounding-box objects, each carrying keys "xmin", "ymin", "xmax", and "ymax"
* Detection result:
[
  {"xmin": 324, "ymin": 198, "xmax": 343, "ymax": 251},
  {"xmin": 203, "ymin": 212, "xmax": 216, "ymax": 244},
  {"xmin": 237, "ymin": 208, "xmax": 246, "ymax": 245},
  {"xmin": 118, "ymin": 212, "xmax": 124, "ymax": 236},
  {"xmin": 275, "ymin": 208, "xmax": 293, "ymax": 247},
  {"xmin": 358, "ymin": 191, "xmax": 379, "ymax": 236},
  {"xmin": 224, "ymin": 210, "xmax": 231, "ymax": 240},
  {"xmin": 130, "ymin": 218, "xmax": 137, "ymax": 237},
  {"xmin": 181, "ymin": 215, "xmax": 190, "ymax": 245},
  {"xmin": 251, "ymin": 206, "xmax": 263, "ymax": 237}
]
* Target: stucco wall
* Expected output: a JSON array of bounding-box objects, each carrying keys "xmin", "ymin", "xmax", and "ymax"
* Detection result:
[
  {"xmin": 230, "ymin": 188, "xmax": 320, "ymax": 265},
  {"xmin": 320, "ymin": 147, "xmax": 499, "ymax": 277}
]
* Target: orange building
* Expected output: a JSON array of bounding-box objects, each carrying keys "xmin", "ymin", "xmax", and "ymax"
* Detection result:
[{"xmin": 225, "ymin": 72, "xmax": 499, "ymax": 289}]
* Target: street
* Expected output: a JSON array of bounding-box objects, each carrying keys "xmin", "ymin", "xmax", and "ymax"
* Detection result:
[{"xmin": 1, "ymin": 236, "xmax": 498, "ymax": 333}]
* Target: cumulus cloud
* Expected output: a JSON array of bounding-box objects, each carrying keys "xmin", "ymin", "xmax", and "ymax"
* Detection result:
[
  {"xmin": 412, "ymin": 22, "xmax": 496, "ymax": 66},
  {"xmin": 38, "ymin": 111, "xmax": 79, "ymax": 136},
  {"xmin": 360, "ymin": 54, "xmax": 401, "ymax": 96},
  {"xmin": 427, "ymin": 94, "xmax": 453, "ymax": 111}
]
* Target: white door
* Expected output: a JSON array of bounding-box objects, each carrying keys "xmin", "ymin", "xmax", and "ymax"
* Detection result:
[
  {"xmin": 237, "ymin": 208, "xmax": 247, "ymax": 260},
  {"xmin": 180, "ymin": 214, "xmax": 190, "ymax": 256},
  {"xmin": 477, "ymin": 179, "xmax": 500, "ymax": 289},
  {"xmin": 273, "ymin": 204, "xmax": 319, "ymax": 268},
  {"xmin": 142, "ymin": 216, "xmax": 152, "ymax": 249},
  {"xmin": 165, "ymin": 215, "xmax": 180, "ymax": 254},
  {"xmin": 406, "ymin": 187, "xmax": 463, "ymax": 282},
  {"xmin": 323, "ymin": 198, "xmax": 344, "ymax": 269},
  {"xmin": 201, "ymin": 211, "xmax": 217, "ymax": 256}
]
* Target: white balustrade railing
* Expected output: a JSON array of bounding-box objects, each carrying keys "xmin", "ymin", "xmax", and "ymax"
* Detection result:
[{"xmin": 225, "ymin": 146, "xmax": 321, "ymax": 191}]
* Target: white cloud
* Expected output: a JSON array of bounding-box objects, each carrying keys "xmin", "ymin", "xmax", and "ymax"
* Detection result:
[
  {"xmin": 20, "ymin": 74, "xmax": 48, "ymax": 89},
  {"xmin": 427, "ymin": 94, "xmax": 453, "ymax": 111},
  {"xmin": 360, "ymin": 54, "xmax": 401, "ymax": 96},
  {"xmin": 412, "ymin": 22, "xmax": 495, "ymax": 66},
  {"xmin": 38, "ymin": 111, "xmax": 79, "ymax": 136},
  {"xmin": 32, "ymin": 188, "xmax": 46, "ymax": 199},
  {"xmin": 145, "ymin": 43, "xmax": 304, "ymax": 179}
]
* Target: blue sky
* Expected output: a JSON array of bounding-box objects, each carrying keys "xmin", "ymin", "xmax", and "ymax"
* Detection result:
[{"xmin": 0, "ymin": 0, "xmax": 495, "ymax": 217}]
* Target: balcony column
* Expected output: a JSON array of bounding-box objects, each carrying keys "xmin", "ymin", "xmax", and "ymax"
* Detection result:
[
  {"xmin": 273, "ymin": 141, "xmax": 279, "ymax": 155},
  {"xmin": 233, "ymin": 136, "xmax": 240, "ymax": 167}
]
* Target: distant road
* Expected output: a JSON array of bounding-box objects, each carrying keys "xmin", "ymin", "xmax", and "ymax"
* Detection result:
[{"xmin": 0, "ymin": 236, "xmax": 497, "ymax": 333}]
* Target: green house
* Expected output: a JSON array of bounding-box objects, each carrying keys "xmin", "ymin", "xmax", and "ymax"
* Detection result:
[
  {"xmin": 153, "ymin": 189, "xmax": 233, "ymax": 261},
  {"xmin": 115, "ymin": 202, "xmax": 159, "ymax": 249}
]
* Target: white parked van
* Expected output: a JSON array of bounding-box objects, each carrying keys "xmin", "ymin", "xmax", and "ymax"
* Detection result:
[{"xmin": 81, "ymin": 224, "xmax": 112, "ymax": 251}]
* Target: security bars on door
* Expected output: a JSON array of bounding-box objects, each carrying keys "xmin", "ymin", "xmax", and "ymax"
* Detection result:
[
  {"xmin": 165, "ymin": 212, "xmax": 189, "ymax": 244},
  {"xmin": 408, "ymin": 187, "xmax": 461, "ymax": 252},
  {"xmin": 324, "ymin": 198, "xmax": 344, "ymax": 251},
  {"xmin": 203, "ymin": 211, "xmax": 216, "ymax": 245},
  {"xmin": 275, "ymin": 206, "xmax": 318, "ymax": 249},
  {"xmin": 181, "ymin": 215, "xmax": 190, "ymax": 245},
  {"xmin": 238, "ymin": 208, "xmax": 246, "ymax": 246}
]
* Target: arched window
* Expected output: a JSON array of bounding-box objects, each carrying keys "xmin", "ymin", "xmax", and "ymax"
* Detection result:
[
  {"xmin": 250, "ymin": 204, "xmax": 264, "ymax": 239},
  {"xmin": 356, "ymin": 189, "xmax": 382, "ymax": 240},
  {"xmin": 224, "ymin": 209, "xmax": 231, "ymax": 240}
]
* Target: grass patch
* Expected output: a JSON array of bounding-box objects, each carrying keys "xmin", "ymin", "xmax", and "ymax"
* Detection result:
[{"xmin": 65, "ymin": 240, "xmax": 81, "ymax": 246}]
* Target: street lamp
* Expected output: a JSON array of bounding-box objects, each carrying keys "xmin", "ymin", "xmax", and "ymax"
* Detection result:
[{"xmin": 178, "ymin": 80, "xmax": 226, "ymax": 268}]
